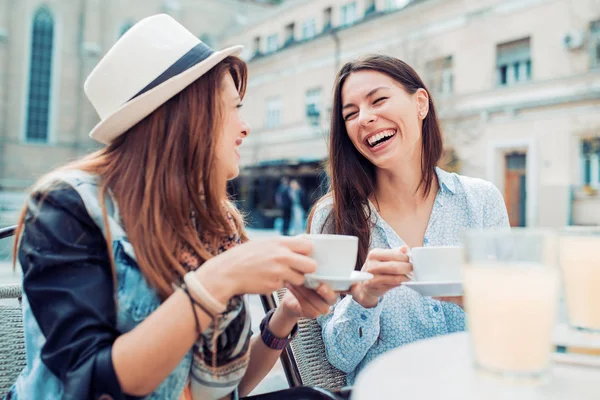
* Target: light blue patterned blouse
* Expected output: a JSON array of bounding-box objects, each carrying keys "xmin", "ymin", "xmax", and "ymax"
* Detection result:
[{"xmin": 311, "ymin": 168, "xmax": 510, "ymax": 384}]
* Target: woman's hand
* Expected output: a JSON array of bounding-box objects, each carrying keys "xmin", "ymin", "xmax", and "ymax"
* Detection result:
[
  {"xmin": 350, "ymin": 246, "xmax": 413, "ymax": 308},
  {"xmin": 279, "ymin": 283, "xmax": 339, "ymax": 319},
  {"xmin": 196, "ymin": 236, "xmax": 317, "ymax": 303},
  {"xmin": 266, "ymin": 283, "xmax": 338, "ymax": 339}
]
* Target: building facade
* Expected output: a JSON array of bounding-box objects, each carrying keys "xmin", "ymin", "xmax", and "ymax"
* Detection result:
[
  {"xmin": 1, "ymin": 0, "xmax": 599, "ymax": 229},
  {"xmin": 222, "ymin": 0, "xmax": 600, "ymax": 228},
  {"xmin": 0, "ymin": 0, "xmax": 275, "ymax": 226}
]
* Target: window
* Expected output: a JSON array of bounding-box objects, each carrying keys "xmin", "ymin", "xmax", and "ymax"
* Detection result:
[
  {"xmin": 582, "ymin": 138, "xmax": 600, "ymax": 187},
  {"xmin": 425, "ymin": 56, "xmax": 453, "ymax": 95},
  {"xmin": 305, "ymin": 88, "xmax": 322, "ymax": 126},
  {"xmin": 266, "ymin": 34, "xmax": 278, "ymax": 53},
  {"xmin": 496, "ymin": 38, "xmax": 531, "ymax": 86},
  {"xmin": 591, "ymin": 20, "xmax": 600, "ymax": 68},
  {"xmin": 265, "ymin": 97, "xmax": 281, "ymax": 128},
  {"xmin": 340, "ymin": 2, "xmax": 357, "ymax": 27},
  {"xmin": 323, "ymin": 7, "xmax": 333, "ymax": 32},
  {"xmin": 26, "ymin": 6, "xmax": 54, "ymax": 143},
  {"xmin": 284, "ymin": 23, "xmax": 295, "ymax": 46},
  {"xmin": 253, "ymin": 36, "xmax": 262, "ymax": 55},
  {"xmin": 120, "ymin": 20, "xmax": 135, "ymax": 37},
  {"xmin": 302, "ymin": 19, "xmax": 317, "ymax": 40}
]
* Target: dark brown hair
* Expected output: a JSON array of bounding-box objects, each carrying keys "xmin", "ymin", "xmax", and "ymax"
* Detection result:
[
  {"xmin": 14, "ymin": 56, "xmax": 248, "ymax": 299},
  {"xmin": 308, "ymin": 54, "xmax": 443, "ymax": 270}
]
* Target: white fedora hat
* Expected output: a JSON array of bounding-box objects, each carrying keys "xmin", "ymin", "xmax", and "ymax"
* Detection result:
[{"xmin": 85, "ymin": 14, "xmax": 243, "ymax": 144}]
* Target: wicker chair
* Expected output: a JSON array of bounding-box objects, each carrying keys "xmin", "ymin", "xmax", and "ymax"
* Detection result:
[
  {"xmin": 0, "ymin": 283, "xmax": 25, "ymax": 396},
  {"xmin": 1, "ymin": 225, "xmax": 25, "ymax": 395},
  {"xmin": 260, "ymin": 290, "xmax": 348, "ymax": 392}
]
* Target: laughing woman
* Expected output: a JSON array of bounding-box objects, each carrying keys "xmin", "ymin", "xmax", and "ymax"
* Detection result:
[
  {"xmin": 308, "ymin": 55, "xmax": 509, "ymax": 383},
  {"xmin": 5, "ymin": 15, "xmax": 337, "ymax": 400}
]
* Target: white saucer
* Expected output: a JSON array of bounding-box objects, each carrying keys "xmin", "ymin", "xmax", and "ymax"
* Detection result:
[
  {"xmin": 304, "ymin": 271, "xmax": 374, "ymax": 291},
  {"xmin": 553, "ymin": 323, "xmax": 600, "ymax": 350},
  {"xmin": 552, "ymin": 323, "xmax": 600, "ymax": 367},
  {"xmin": 403, "ymin": 281, "xmax": 463, "ymax": 297}
]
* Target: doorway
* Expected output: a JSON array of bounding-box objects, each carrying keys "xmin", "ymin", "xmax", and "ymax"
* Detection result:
[{"xmin": 504, "ymin": 152, "xmax": 527, "ymax": 227}]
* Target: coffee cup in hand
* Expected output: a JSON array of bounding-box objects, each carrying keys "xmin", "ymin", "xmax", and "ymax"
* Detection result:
[
  {"xmin": 410, "ymin": 246, "xmax": 463, "ymax": 282},
  {"xmin": 304, "ymin": 234, "xmax": 358, "ymax": 278}
]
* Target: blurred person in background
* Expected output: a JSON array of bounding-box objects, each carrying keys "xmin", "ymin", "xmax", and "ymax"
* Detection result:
[
  {"xmin": 275, "ymin": 176, "xmax": 293, "ymax": 235},
  {"xmin": 308, "ymin": 54, "xmax": 509, "ymax": 384},
  {"xmin": 5, "ymin": 15, "xmax": 337, "ymax": 400},
  {"xmin": 289, "ymin": 179, "xmax": 307, "ymax": 235}
]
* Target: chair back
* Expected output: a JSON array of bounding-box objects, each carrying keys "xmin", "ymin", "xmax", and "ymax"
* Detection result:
[
  {"xmin": 0, "ymin": 225, "xmax": 16, "ymax": 240},
  {"xmin": 260, "ymin": 290, "xmax": 347, "ymax": 390},
  {"xmin": 0, "ymin": 283, "xmax": 25, "ymax": 395},
  {"xmin": 0, "ymin": 225, "xmax": 25, "ymax": 395}
]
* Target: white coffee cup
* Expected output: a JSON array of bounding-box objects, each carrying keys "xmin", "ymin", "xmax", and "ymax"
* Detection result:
[
  {"xmin": 305, "ymin": 234, "xmax": 358, "ymax": 277},
  {"xmin": 410, "ymin": 246, "xmax": 463, "ymax": 282}
]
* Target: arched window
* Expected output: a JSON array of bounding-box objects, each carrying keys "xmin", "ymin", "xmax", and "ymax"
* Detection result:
[{"xmin": 25, "ymin": 6, "xmax": 54, "ymax": 142}]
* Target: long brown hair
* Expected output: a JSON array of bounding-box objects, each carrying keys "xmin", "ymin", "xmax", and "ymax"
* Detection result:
[
  {"xmin": 13, "ymin": 56, "xmax": 248, "ymax": 299},
  {"xmin": 308, "ymin": 54, "xmax": 443, "ymax": 270}
]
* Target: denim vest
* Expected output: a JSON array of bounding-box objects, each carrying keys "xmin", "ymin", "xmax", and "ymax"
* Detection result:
[{"xmin": 12, "ymin": 170, "xmax": 192, "ymax": 399}]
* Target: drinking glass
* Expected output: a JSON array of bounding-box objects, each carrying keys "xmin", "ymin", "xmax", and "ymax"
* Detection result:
[
  {"xmin": 463, "ymin": 228, "xmax": 559, "ymax": 381},
  {"xmin": 558, "ymin": 227, "xmax": 600, "ymax": 334}
]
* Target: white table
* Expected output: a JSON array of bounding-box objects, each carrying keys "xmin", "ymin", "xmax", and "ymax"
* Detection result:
[{"xmin": 352, "ymin": 332, "xmax": 600, "ymax": 400}]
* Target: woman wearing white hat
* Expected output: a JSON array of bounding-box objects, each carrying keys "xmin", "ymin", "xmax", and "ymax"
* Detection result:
[{"xmin": 4, "ymin": 14, "xmax": 337, "ymax": 400}]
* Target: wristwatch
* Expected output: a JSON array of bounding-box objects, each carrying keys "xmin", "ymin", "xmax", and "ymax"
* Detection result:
[{"xmin": 259, "ymin": 309, "xmax": 299, "ymax": 350}]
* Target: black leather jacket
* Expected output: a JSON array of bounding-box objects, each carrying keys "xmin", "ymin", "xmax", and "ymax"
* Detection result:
[{"xmin": 6, "ymin": 186, "xmax": 134, "ymax": 399}]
